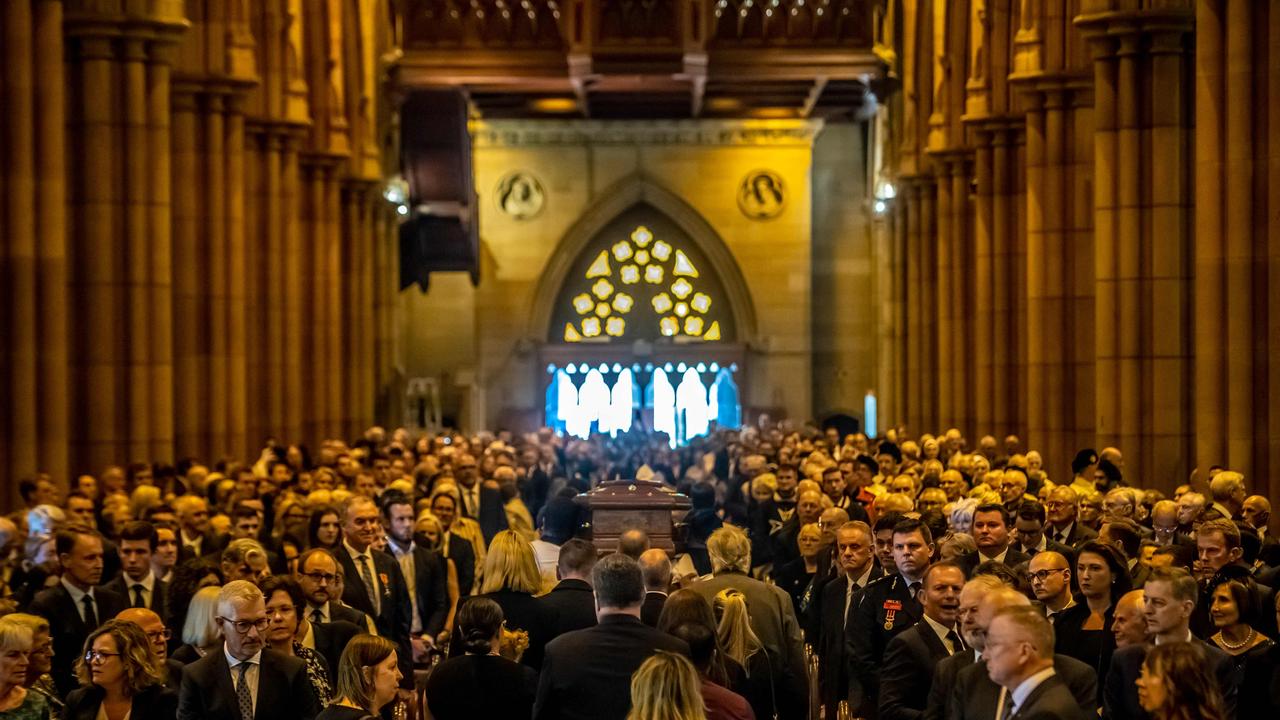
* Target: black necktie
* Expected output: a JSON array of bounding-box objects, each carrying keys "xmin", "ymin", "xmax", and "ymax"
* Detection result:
[
  {"xmin": 311, "ymin": 607, "xmax": 324, "ymax": 624},
  {"xmin": 132, "ymin": 584, "xmax": 146, "ymax": 608},
  {"xmin": 945, "ymin": 629, "xmax": 965, "ymax": 653},
  {"xmin": 82, "ymin": 594, "xmax": 98, "ymax": 629},
  {"xmin": 909, "ymin": 582, "xmax": 922, "ymax": 602}
]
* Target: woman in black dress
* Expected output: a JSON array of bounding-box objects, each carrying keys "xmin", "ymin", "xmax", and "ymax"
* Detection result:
[
  {"xmin": 315, "ymin": 635, "xmax": 402, "ymax": 720},
  {"xmin": 1053, "ymin": 540, "xmax": 1131, "ymax": 702},
  {"xmin": 425, "ymin": 598, "xmax": 537, "ymax": 720}
]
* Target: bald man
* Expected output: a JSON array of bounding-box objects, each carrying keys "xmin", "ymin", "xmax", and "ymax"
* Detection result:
[
  {"xmin": 117, "ymin": 607, "xmax": 185, "ymax": 690},
  {"xmin": 637, "ymin": 548, "xmax": 671, "ymax": 627},
  {"xmin": 1243, "ymin": 495, "xmax": 1272, "ymax": 541},
  {"xmin": 946, "ymin": 589, "xmax": 1099, "ymax": 720},
  {"xmin": 1110, "ymin": 590, "xmax": 1147, "ymax": 649}
]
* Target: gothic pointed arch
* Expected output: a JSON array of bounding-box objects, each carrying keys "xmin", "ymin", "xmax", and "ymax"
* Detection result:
[{"xmin": 527, "ymin": 175, "xmax": 758, "ymax": 345}]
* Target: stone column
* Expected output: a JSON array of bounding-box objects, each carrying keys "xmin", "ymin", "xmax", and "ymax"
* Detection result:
[
  {"xmin": 205, "ymin": 92, "xmax": 230, "ymax": 456},
  {"xmin": 147, "ymin": 45, "xmax": 176, "ymax": 462},
  {"xmin": 918, "ymin": 179, "xmax": 938, "ymax": 431},
  {"xmin": 171, "ymin": 86, "xmax": 203, "ymax": 459},
  {"xmin": 226, "ymin": 95, "xmax": 249, "ymax": 459},
  {"xmin": 933, "ymin": 156, "xmax": 956, "ymax": 429},
  {"xmin": 282, "ymin": 134, "xmax": 305, "ymax": 443},
  {"xmin": 971, "ymin": 129, "xmax": 996, "ymax": 433},
  {"xmin": 904, "ymin": 179, "xmax": 925, "ymax": 432}
]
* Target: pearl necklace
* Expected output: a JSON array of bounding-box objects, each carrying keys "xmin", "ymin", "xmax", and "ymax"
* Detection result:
[{"xmin": 1217, "ymin": 627, "xmax": 1255, "ymax": 651}]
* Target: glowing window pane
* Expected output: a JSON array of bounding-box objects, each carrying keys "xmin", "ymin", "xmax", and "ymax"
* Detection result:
[
  {"xmin": 675, "ymin": 368, "xmax": 711, "ymax": 442},
  {"xmin": 652, "ymin": 240, "xmax": 672, "ymax": 262},
  {"xmin": 704, "ymin": 321, "xmax": 721, "ymax": 341},
  {"xmin": 672, "ymin": 250, "xmax": 699, "ymax": 277},
  {"xmin": 631, "ymin": 226, "xmax": 654, "ymax": 247},
  {"xmin": 660, "ymin": 316, "xmax": 679, "ymax": 336},
  {"xmin": 572, "ymin": 293, "xmax": 595, "ymax": 314},
  {"xmin": 594, "ymin": 302, "xmax": 611, "ymax": 317},
  {"xmin": 611, "ymin": 241, "xmax": 633, "ymax": 261},
  {"xmin": 612, "ymin": 293, "xmax": 634, "ymax": 313},
  {"xmin": 635, "ymin": 249, "xmax": 651, "ymax": 265},
  {"xmin": 691, "ymin": 293, "xmax": 711, "ymax": 313},
  {"xmin": 671, "ymin": 278, "xmax": 693, "ymax": 299},
  {"xmin": 620, "ymin": 265, "xmax": 640, "ymax": 284},
  {"xmin": 645, "ymin": 265, "xmax": 664, "ymax": 284},
  {"xmin": 652, "ymin": 293, "xmax": 673, "ymax": 313},
  {"xmin": 581, "ymin": 317, "xmax": 602, "ymax": 337},
  {"xmin": 591, "ymin": 278, "xmax": 614, "ymax": 299},
  {"xmin": 605, "ymin": 317, "xmax": 626, "ymax": 336},
  {"xmin": 564, "ymin": 323, "xmax": 582, "ymax": 342},
  {"xmin": 586, "ymin": 251, "xmax": 612, "ymax": 278},
  {"xmin": 652, "ymin": 369, "xmax": 675, "ymax": 443},
  {"xmin": 684, "ymin": 316, "xmax": 704, "ymax": 336},
  {"xmin": 674, "ymin": 302, "xmax": 689, "ymax": 318}
]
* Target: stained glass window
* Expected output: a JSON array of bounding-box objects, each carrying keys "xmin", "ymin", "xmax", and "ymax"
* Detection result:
[{"xmin": 552, "ymin": 206, "xmax": 733, "ymax": 344}]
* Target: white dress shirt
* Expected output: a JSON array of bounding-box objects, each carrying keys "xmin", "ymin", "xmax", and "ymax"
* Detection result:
[
  {"xmin": 61, "ymin": 577, "xmax": 98, "ymax": 623},
  {"xmin": 125, "ymin": 571, "xmax": 156, "ymax": 608},
  {"xmin": 224, "ymin": 646, "xmax": 262, "ymax": 711}
]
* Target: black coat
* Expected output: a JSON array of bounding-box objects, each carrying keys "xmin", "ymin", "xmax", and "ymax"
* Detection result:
[
  {"xmin": 442, "ymin": 532, "xmax": 476, "ymax": 598},
  {"xmin": 65, "ymin": 683, "xmax": 178, "ymax": 720},
  {"xmin": 924, "ymin": 649, "xmax": 976, "ymax": 720},
  {"xmin": 846, "ymin": 574, "xmax": 922, "ymax": 718},
  {"xmin": 879, "ymin": 622, "xmax": 956, "ymax": 720},
  {"xmin": 1239, "ymin": 640, "xmax": 1280, "ymax": 716},
  {"xmin": 176, "ymin": 647, "xmax": 320, "ymax": 720},
  {"xmin": 102, "ymin": 574, "xmax": 169, "ymax": 621},
  {"xmin": 400, "ymin": 543, "xmax": 450, "ymax": 637},
  {"xmin": 533, "ymin": 614, "xmax": 689, "ymax": 720},
  {"xmin": 954, "ymin": 548, "xmax": 1032, "ymax": 576},
  {"xmin": 640, "ymin": 591, "xmax": 666, "ymax": 627},
  {"xmin": 1103, "ymin": 640, "xmax": 1239, "ymax": 720},
  {"xmin": 334, "ymin": 545, "xmax": 413, "ymax": 686},
  {"xmin": 29, "ymin": 584, "xmax": 129, "ymax": 697},
  {"xmin": 311, "ymin": 620, "xmax": 362, "ymax": 682},
  {"xmin": 426, "ymin": 654, "xmax": 539, "ymax": 720},
  {"xmin": 1007, "ymin": 673, "xmax": 1091, "ymax": 720},
  {"xmin": 1046, "ymin": 522, "xmax": 1097, "ymax": 548},
  {"xmin": 948, "ymin": 654, "xmax": 1098, "ymax": 720},
  {"xmin": 459, "ymin": 484, "xmax": 510, "ymax": 544},
  {"xmin": 538, "ymin": 579, "xmax": 598, "ymax": 637},
  {"xmin": 450, "ymin": 590, "xmax": 560, "ymax": 670}
]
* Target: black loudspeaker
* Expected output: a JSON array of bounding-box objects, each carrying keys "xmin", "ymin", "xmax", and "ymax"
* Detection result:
[{"xmin": 398, "ymin": 89, "xmax": 479, "ymax": 291}]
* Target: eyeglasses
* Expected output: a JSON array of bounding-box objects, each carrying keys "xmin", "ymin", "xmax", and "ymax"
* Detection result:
[
  {"xmin": 84, "ymin": 650, "xmax": 121, "ymax": 664},
  {"xmin": 1029, "ymin": 568, "xmax": 1068, "ymax": 582},
  {"xmin": 302, "ymin": 571, "xmax": 336, "ymax": 584},
  {"xmin": 145, "ymin": 629, "xmax": 172, "ymax": 642},
  {"xmin": 218, "ymin": 617, "xmax": 270, "ymax": 634}
]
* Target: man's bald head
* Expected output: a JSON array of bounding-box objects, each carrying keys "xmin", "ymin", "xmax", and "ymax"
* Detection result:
[
  {"xmin": 116, "ymin": 607, "xmax": 169, "ymax": 659},
  {"xmin": 617, "ymin": 528, "xmax": 650, "ymax": 559},
  {"xmin": 975, "ymin": 587, "xmax": 1032, "ymax": 633},
  {"xmin": 1243, "ymin": 495, "xmax": 1271, "ymax": 531},
  {"xmin": 637, "ymin": 548, "xmax": 672, "ymax": 592}
]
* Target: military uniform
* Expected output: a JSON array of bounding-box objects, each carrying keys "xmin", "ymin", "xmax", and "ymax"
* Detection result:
[{"xmin": 845, "ymin": 573, "xmax": 923, "ymax": 719}]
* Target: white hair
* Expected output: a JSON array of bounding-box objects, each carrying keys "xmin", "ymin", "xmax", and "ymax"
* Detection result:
[{"xmin": 217, "ymin": 580, "xmax": 264, "ymax": 617}]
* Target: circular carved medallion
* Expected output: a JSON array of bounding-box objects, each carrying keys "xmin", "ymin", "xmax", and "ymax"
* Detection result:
[
  {"xmin": 737, "ymin": 170, "xmax": 786, "ymax": 220},
  {"xmin": 496, "ymin": 171, "xmax": 545, "ymax": 220}
]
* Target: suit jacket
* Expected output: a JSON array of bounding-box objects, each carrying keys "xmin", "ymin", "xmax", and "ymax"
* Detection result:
[
  {"xmin": 335, "ymin": 545, "xmax": 413, "ymax": 686},
  {"xmin": 176, "ymin": 647, "xmax": 320, "ymax": 720},
  {"xmin": 847, "ymin": 574, "xmax": 923, "ymax": 717},
  {"xmin": 955, "ymin": 547, "xmax": 1032, "ymax": 576},
  {"xmin": 443, "ymin": 531, "xmax": 476, "ymax": 597},
  {"xmin": 1015, "ymin": 537, "xmax": 1076, "ymax": 562},
  {"xmin": 402, "ymin": 544, "xmax": 449, "ymax": 637},
  {"xmin": 817, "ymin": 568, "xmax": 884, "ymax": 719},
  {"xmin": 924, "ymin": 649, "xmax": 976, "ymax": 720},
  {"xmin": 29, "ymin": 584, "xmax": 129, "ymax": 696},
  {"xmin": 533, "ymin": 614, "xmax": 690, "ymax": 720},
  {"xmin": 879, "ymin": 621, "xmax": 956, "ymax": 720},
  {"xmin": 103, "ymin": 573, "xmax": 170, "ymax": 621},
  {"xmin": 640, "ymin": 591, "xmax": 667, "ymax": 627},
  {"xmin": 451, "ymin": 590, "xmax": 560, "ymax": 670},
  {"xmin": 1103, "ymin": 640, "xmax": 1239, "ymax": 720},
  {"xmin": 949, "ymin": 654, "xmax": 1097, "ymax": 720},
  {"xmin": 1008, "ymin": 673, "xmax": 1091, "ymax": 720},
  {"xmin": 66, "ymin": 683, "xmax": 178, "ymax": 720},
  {"xmin": 539, "ymin": 579, "xmax": 598, "ymax": 636},
  {"xmin": 177, "ymin": 532, "xmax": 228, "ymax": 564},
  {"xmin": 1047, "ymin": 521, "xmax": 1097, "ymax": 548},
  {"xmin": 310, "ymin": 620, "xmax": 361, "ymax": 682},
  {"xmin": 460, "ymin": 484, "xmax": 509, "ymax": 544}
]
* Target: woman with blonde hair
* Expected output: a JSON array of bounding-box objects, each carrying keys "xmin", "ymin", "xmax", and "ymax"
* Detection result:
[
  {"xmin": 0, "ymin": 616, "xmax": 57, "ymax": 716},
  {"xmin": 65, "ymin": 620, "xmax": 175, "ymax": 720},
  {"xmin": 172, "ymin": 586, "xmax": 223, "ymax": 663},
  {"xmin": 626, "ymin": 651, "xmax": 707, "ymax": 720},
  {"xmin": 713, "ymin": 587, "xmax": 779, "ymax": 720},
  {"xmin": 0, "ymin": 622, "xmax": 49, "ymax": 720},
  {"xmin": 316, "ymin": 635, "xmax": 402, "ymax": 720},
  {"xmin": 448, "ymin": 530, "xmax": 557, "ymax": 669}
]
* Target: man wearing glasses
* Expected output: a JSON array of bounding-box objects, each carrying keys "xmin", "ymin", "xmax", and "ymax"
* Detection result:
[
  {"xmin": 1027, "ymin": 552, "xmax": 1075, "ymax": 620},
  {"xmin": 117, "ymin": 607, "xmax": 183, "ymax": 691},
  {"xmin": 177, "ymin": 580, "xmax": 320, "ymax": 720}
]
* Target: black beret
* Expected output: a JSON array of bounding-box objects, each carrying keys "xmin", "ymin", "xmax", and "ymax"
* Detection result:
[{"xmin": 1072, "ymin": 448, "xmax": 1098, "ymax": 475}]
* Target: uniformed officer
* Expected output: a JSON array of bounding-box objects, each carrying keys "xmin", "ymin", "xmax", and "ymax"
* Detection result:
[{"xmin": 845, "ymin": 517, "xmax": 935, "ymax": 719}]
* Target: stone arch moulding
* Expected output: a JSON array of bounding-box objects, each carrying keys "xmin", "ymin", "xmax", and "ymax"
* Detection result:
[{"xmin": 526, "ymin": 174, "xmax": 760, "ymax": 346}]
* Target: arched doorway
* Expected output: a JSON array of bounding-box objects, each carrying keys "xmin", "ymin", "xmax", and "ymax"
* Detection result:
[{"xmin": 538, "ymin": 200, "xmax": 749, "ymax": 445}]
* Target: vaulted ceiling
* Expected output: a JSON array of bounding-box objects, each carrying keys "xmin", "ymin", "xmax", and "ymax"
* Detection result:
[{"xmin": 388, "ymin": 0, "xmax": 888, "ymax": 119}]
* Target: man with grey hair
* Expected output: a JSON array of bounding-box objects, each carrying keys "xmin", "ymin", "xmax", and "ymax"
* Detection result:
[
  {"xmin": 1209, "ymin": 470, "xmax": 1247, "ymax": 521},
  {"xmin": 985, "ymin": 607, "xmax": 1088, "ymax": 720},
  {"xmin": 177, "ymin": 580, "xmax": 320, "ymax": 720},
  {"xmin": 533, "ymin": 553, "xmax": 688, "ymax": 720},
  {"xmin": 637, "ymin": 548, "xmax": 671, "ymax": 627}
]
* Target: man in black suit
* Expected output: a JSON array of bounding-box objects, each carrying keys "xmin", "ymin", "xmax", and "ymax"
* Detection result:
[
  {"xmin": 1012, "ymin": 502, "xmax": 1075, "ymax": 560},
  {"xmin": 294, "ymin": 547, "xmax": 374, "ymax": 632},
  {"xmin": 382, "ymin": 493, "xmax": 450, "ymax": 653},
  {"xmin": 454, "ymin": 453, "xmax": 509, "ymax": 543},
  {"xmin": 637, "ymin": 548, "xmax": 671, "ymax": 627},
  {"xmin": 847, "ymin": 518, "xmax": 934, "ymax": 718},
  {"xmin": 294, "ymin": 608, "xmax": 361, "ymax": 682},
  {"xmin": 540, "ymin": 539, "xmax": 599, "ymax": 637},
  {"xmin": 1044, "ymin": 486, "xmax": 1098, "ymax": 547},
  {"xmin": 985, "ymin": 607, "xmax": 1091, "ymax": 720},
  {"xmin": 103, "ymin": 521, "xmax": 169, "ymax": 621},
  {"xmin": 819, "ymin": 521, "xmax": 881, "ymax": 720},
  {"xmin": 30, "ymin": 528, "xmax": 128, "ymax": 696},
  {"xmin": 177, "ymin": 581, "xmax": 320, "ymax": 720},
  {"xmin": 533, "ymin": 553, "xmax": 689, "ymax": 720},
  {"xmin": 957, "ymin": 504, "xmax": 1031, "ymax": 577},
  {"xmin": 1150, "ymin": 500, "xmax": 1198, "ymax": 567},
  {"xmin": 924, "ymin": 575, "xmax": 1002, "ymax": 720},
  {"xmin": 879, "ymin": 562, "xmax": 967, "ymax": 720},
  {"xmin": 173, "ymin": 496, "xmax": 227, "ymax": 563},
  {"xmin": 1103, "ymin": 567, "xmax": 1239, "ymax": 720},
  {"xmin": 335, "ymin": 497, "xmax": 413, "ymax": 693}
]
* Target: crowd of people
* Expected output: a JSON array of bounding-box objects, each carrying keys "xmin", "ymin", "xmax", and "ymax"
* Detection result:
[{"xmin": 2, "ymin": 422, "xmax": 1278, "ymax": 720}]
